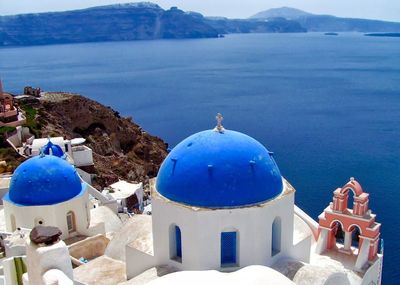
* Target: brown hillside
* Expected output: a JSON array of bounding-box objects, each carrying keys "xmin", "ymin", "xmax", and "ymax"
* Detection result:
[{"xmin": 19, "ymin": 93, "xmax": 168, "ymax": 189}]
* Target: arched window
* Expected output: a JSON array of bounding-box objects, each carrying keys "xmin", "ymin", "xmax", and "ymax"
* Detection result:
[
  {"xmin": 349, "ymin": 225, "xmax": 362, "ymax": 252},
  {"xmin": 169, "ymin": 224, "xmax": 182, "ymax": 262},
  {"xmin": 221, "ymin": 231, "xmax": 238, "ymax": 267},
  {"xmin": 66, "ymin": 211, "xmax": 76, "ymax": 233},
  {"xmin": 346, "ymin": 188, "xmax": 356, "ymax": 210},
  {"xmin": 271, "ymin": 217, "xmax": 281, "ymax": 256},
  {"xmin": 333, "ymin": 221, "xmax": 345, "ymax": 245}
]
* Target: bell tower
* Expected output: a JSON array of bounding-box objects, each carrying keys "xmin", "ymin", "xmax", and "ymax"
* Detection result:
[{"xmin": 316, "ymin": 178, "xmax": 381, "ymax": 271}]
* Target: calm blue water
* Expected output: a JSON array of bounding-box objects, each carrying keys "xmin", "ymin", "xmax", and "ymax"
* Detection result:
[{"xmin": 1, "ymin": 33, "xmax": 399, "ymax": 282}]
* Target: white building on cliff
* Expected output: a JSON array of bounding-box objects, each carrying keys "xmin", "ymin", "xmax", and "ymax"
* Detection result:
[
  {"xmin": 3, "ymin": 153, "xmax": 93, "ymax": 240},
  {"xmin": 124, "ymin": 115, "xmax": 383, "ymax": 285},
  {"xmin": 0, "ymin": 115, "xmax": 383, "ymax": 285}
]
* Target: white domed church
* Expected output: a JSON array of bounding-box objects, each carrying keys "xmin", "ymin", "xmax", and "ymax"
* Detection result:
[
  {"xmin": 125, "ymin": 115, "xmax": 383, "ymax": 285},
  {"xmin": 3, "ymin": 154, "xmax": 90, "ymax": 240},
  {"xmin": 1, "ymin": 140, "xmax": 110, "ymax": 241},
  {"xmin": 153, "ymin": 126, "xmax": 299, "ymax": 270}
]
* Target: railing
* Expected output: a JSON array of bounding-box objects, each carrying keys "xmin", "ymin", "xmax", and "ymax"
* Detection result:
[{"xmin": 294, "ymin": 205, "xmax": 319, "ymax": 240}]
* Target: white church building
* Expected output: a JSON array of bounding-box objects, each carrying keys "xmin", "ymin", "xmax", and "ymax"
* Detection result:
[
  {"xmin": 125, "ymin": 116, "xmax": 383, "ymax": 285},
  {"xmin": 0, "ymin": 115, "xmax": 384, "ymax": 285},
  {"xmin": 151, "ymin": 128, "xmax": 303, "ymax": 270},
  {"xmin": 2, "ymin": 149, "xmax": 104, "ymax": 241}
]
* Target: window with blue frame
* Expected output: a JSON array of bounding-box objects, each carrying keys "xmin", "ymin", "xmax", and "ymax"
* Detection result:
[
  {"xmin": 170, "ymin": 224, "xmax": 182, "ymax": 262},
  {"xmin": 175, "ymin": 225, "xmax": 182, "ymax": 259},
  {"xmin": 221, "ymin": 231, "xmax": 237, "ymax": 266}
]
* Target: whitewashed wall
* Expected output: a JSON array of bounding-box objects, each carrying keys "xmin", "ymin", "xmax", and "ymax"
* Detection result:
[
  {"xmin": 151, "ymin": 185, "xmax": 296, "ymax": 271},
  {"xmin": 3, "ymin": 188, "xmax": 91, "ymax": 240},
  {"xmin": 361, "ymin": 255, "xmax": 383, "ymax": 285},
  {"xmin": 72, "ymin": 146, "xmax": 93, "ymax": 167}
]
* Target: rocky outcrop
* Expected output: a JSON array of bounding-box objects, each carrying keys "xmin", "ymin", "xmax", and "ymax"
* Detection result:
[
  {"xmin": 0, "ymin": 2, "xmax": 310, "ymax": 47},
  {"xmin": 0, "ymin": 3, "xmax": 219, "ymax": 46},
  {"xmin": 25, "ymin": 93, "xmax": 168, "ymax": 189}
]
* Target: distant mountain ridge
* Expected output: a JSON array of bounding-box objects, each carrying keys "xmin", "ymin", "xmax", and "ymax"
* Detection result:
[
  {"xmin": 1, "ymin": 3, "xmax": 400, "ymax": 47},
  {"xmin": 250, "ymin": 7, "xmax": 400, "ymax": 32},
  {"xmin": 0, "ymin": 2, "xmax": 306, "ymax": 46},
  {"xmin": 205, "ymin": 17, "xmax": 306, "ymax": 34},
  {"xmin": 251, "ymin": 7, "xmax": 312, "ymax": 20}
]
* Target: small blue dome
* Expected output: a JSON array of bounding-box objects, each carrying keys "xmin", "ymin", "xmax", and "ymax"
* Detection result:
[
  {"xmin": 5, "ymin": 155, "xmax": 85, "ymax": 206},
  {"xmin": 156, "ymin": 129, "xmax": 283, "ymax": 208},
  {"xmin": 42, "ymin": 140, "xmax": 64, "ymax": 157}
]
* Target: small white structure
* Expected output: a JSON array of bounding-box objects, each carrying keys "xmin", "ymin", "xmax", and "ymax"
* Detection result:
[
  {"xmin": 7, "ymin": 134, "xmax": 94, "ymax": 170},
  {"xmin": 0, "ymin": 175, "xmax": 11, "ymax": 201},
  {"xmin": 30, "ymin": 137, "xmax": 94, "ymax": 168},
  {"xmin": 22, "ymin": 235, "xmax": 74, "ymax": 285},
  {"xmin": 104, "ymin": 181, "xmax": 143, "ymax": 212},
  {"xmin": 71, "ymin": 144, "xmax": 93, "ymax": 167},
  {"xmin": 31, "ymin": 137, "xmax": 68, "ymax": 156},
  {"xmin": 7, "ymin": 134, "xmax": 95, "ymax": 185},
  {"xmin": 2, "ymin": 154, "xmax": 102, "ymax": 240}
]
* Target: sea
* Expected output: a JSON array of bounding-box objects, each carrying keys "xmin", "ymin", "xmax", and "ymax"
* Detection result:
[{"xmin": 1, "ymin": 33, "xmax": 399, "ymax": 282}]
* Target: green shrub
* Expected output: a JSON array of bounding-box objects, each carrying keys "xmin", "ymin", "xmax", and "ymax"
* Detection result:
[
  {"xmin": 20, "ymin": 104, "xmax": 41, "ymax": 137},
  {"xmin": 0, "ymin": 126, "xmax": 16, "ymax": 134}
]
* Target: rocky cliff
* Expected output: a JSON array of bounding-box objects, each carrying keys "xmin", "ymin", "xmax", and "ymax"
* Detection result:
[
  {"xmin": 0, "ymin": 2, "xmax": 308, "ymax": 47},
  {"xmin": 0, "ymin": 3, "xmax": 220, "ymax": 46},
  {"xmin": 19, "ymin": 93, "xmax": 168, "ymax": 189}
]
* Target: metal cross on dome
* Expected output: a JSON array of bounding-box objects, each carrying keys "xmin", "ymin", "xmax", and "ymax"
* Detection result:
[{"xmin": 214, "ymin": 113, "xmax": 225, "ymax": 133}]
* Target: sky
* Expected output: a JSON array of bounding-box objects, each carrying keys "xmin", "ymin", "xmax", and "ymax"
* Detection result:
[{"xmin": 0, "ymin": 0, "xmax": 399, "ymax": 22}]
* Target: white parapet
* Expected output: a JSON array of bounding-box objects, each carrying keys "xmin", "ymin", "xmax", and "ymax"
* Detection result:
[
  {"xmin": 42, "ymin": 269, "xmax": 74, "ymax": 285},
  {"xmin": 72, "ymin": 146, "xmax": 93, "ymax": 167},
  {"xmin": 355, "ymin": 239, "xmax": 370, "ymax": 271},
  {"xmin": 85, "ymin": 183, "xmax": 118, "ymax": 214},
  {"xmin": 24, "ymin": 239, "xmax": 73, "ymax": 285},
  {"xmin": 315, "ymin": 228, "xmax": 328, "ymax": 255}
]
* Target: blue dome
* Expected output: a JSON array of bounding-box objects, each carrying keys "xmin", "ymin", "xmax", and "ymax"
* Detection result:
[
  {"xmin": 5, "ymin": 155, "xmax": 85, "ymax": 206},
  {"xmin": 156, "ymin": 129, "xmax": 283, "ymax": 208},
  {"xmin": 42, "ymin": 140, "xmax": 64, "ymax": 157}
]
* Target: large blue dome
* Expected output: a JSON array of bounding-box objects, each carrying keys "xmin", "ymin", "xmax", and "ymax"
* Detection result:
[
  {"xmin": 156, "ymin": 129, "xmax": 283, "ymax": 208},
  {"xmin": 4, "ymin": 155, "xmax": 85, "ymax": 206}
]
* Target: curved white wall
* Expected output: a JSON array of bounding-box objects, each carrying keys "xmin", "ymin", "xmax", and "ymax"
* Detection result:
[
  {"xmin": 151, "ymin": 182, "xmax": 295, "ymax": 271},
  {"xmin": 3, "ymin": 189, "xmax": 90, "ymax": 240}
]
